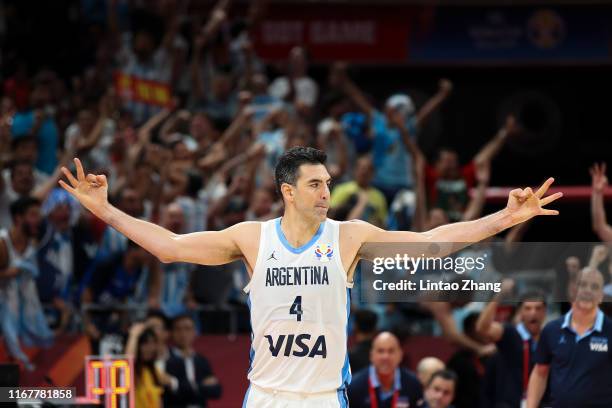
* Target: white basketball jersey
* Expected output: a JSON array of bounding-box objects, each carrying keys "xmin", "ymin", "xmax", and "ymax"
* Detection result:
[{"xmin": 244, "ymin": 217, "xmax": 352, "ymax": 393}]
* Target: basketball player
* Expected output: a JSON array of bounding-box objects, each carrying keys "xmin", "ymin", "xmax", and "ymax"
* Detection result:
[{"xmin": 59, "ymin": 147, "xmax": 562, "ymax": 407}]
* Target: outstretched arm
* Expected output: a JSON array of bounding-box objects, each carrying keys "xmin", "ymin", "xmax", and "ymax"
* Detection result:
[
  {"xmin": 590, "ymin": 163, "xmax": 612, "ymax": 242},
  {"xmin": 357, "ymin": 178, "xmax": 562, "ymax": 259},
  {"xmin": 415, "ymin": 79, "xmax": 452, "ymax": 127},
  {"xmin": 475, "ymin": 279, "xmax": 515, "ymax": 342},
  {"xmin": 473, "ymin": 115, "xmax": 516, "ymax": 167},
  {"xmin": 425, "ymin": 301, "xmax": 495, "ymax": 356},
  {"xmin": 332, "ymin": 62, "xmax": 375, "ymax": 116},
  {"xmin": 59, "ymin": 159, "xmax": 251, "ymax": 265}
]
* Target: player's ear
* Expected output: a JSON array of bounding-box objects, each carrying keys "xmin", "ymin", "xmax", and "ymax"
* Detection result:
[{"xmin": 281, "ymin": 183, "xmax": 294, "ymax": 202}]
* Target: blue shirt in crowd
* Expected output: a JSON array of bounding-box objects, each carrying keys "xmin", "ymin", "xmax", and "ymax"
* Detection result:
[
  {"xmin": 370, "ymin": 111, "xmax": 418, "ymax": 190},
  {"xmin": 535, "ymin": 309, "xmax": 612, "ymax": 408},
  {"xmin": 11, "ymin": 110, "xmax": 59, "ymax": 175}
]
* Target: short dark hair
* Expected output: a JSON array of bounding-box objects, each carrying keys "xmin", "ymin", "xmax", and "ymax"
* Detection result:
[
  {"xmin": 146, "ymin": 309, "xmax": 170, "ymax": 331},
  {"xmin": 274, "ymin": 147, "xmax": 327, "ymax": 199},
  {"xmin": 171, "ymin": 313, "xmax": 195, "ymax": 330},
  {"xmin": 428, "ymin": 369, "xmax": 458, "ymax": 388},
  {"xmin": 435, "ymin": 147, "xmax": 458, "ymax": 162},
  {"xmin": 518, "ymin": 290, "xmax": 547, "ymax": 307},
  {"xmin": 353, "ymin": 309, "xmax": 378, "ymax": 334},
  {"xmin": 11, "ymin": 135, "xmax": 37, "ymax": 151},
  {"xmin": 10, "ymin": 196, "xmax": 40, "ymax": 219}
]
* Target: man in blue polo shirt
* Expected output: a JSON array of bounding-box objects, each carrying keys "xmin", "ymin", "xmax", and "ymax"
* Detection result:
[
  {"xmin": 348, "ymin": 331, "xmax": 423, "ymax": 408},
  {"xmin": 527, "ymin": 267, "xmax": 612, "ymax": 408},
  {"xmin": 476, "ymin": 280, "xmax": 549, "ymax": 407}
]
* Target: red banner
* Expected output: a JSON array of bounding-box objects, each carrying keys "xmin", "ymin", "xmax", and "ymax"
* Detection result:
[
  {"xmin": 252, "ymin": 5, "xmax": 417, "ymax": 63},
  {"xmin": 114, "ymin": 71, "xmax": 172, "ymax": 108}
]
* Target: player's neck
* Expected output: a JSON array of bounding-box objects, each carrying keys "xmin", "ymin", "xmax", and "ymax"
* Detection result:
[{"xmin": 280, "ymin": 211, "xmax": 323, "ymax": 248}]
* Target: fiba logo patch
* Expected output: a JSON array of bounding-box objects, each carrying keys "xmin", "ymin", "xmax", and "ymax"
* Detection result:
[
  {"xmin": 527, "ymin": 9, "xmax": 565, "ymax": 49},
  {"xmin": 315, "ymin": 244, "xmax": 334, "ymax": 262}
]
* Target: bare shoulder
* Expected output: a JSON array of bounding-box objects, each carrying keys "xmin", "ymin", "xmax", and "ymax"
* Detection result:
[
  {"xmin": 227, "ymin": 221, "xmax": 262, "ymax": 264},
  {"xmin": 338, "ymin": 219, "xmax": 381, "ymax": 243},
  {"xmin": 227, "ymin": 221, "xmax": 262, "ymax": 246},
  {"xmin": 338, "ymin": 219, "xmax": 381, "ymax": 259},
  {"xmin": 227, "ymin": 221, "xmax": 262, "ymax": 235}
]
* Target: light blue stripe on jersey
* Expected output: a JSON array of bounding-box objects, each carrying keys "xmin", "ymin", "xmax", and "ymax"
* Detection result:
[
  {"xmin": 247, "ymin": 295, "xmax": 255, "ymax": 374},
  {"xmin": 275, "ymin": 217, "xmax": 325, "ymax": 254},
  {"xmin": 336, "ymin": 388, "xmax": 348, "ymax": 408},
  {"xmin": 242, "ymin": 384, "xmax": 251, "ymax": 408},
  {"xmin": 340, "ymin": 287, "xmax": 352, "ymax": 387}
]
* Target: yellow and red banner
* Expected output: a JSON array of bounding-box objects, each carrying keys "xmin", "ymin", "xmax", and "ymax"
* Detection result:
[{"xmin": 114, "ymin": 71, "xmax": 172, "ymax": 108}]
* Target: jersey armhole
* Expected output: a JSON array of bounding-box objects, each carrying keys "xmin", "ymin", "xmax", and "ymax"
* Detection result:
[
  {"xmin": 243, "ymin": 221, "xmax": 267, "ymax": 294},
  {"xmin": 331, "ymin": 219, "xmax": 353, "ymax": 289}
]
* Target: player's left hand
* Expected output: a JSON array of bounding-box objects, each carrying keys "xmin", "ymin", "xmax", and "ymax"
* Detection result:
[{"xmin": 506, "ymin": 177, "xmax": 562, "ymax": 224}]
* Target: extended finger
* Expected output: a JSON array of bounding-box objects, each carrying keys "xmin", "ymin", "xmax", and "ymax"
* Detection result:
[
  {"xmin": 61, "ymin": 166, "xmax": 78, "ymax": 187},
  {"xmin": 534, "ymin": 177, "xmax": 554, "ymax": 198},
  {"xmin": 540, "ymin": 209, "xmax": 559, "ymax": 216},
  {"xmin": 86, "ymin": 174, "xmax": 98, "ymax": 184},
  {"xmin": 75, "ymin": 158, "xmax": 85, "ymax": 181},
  {"xmin": 540, "ymin": 191, "xmax": 563, "ymax": 206},
  {"xmin": 58, "ymin": 180, "xmax": 76, "ymax": 195}
]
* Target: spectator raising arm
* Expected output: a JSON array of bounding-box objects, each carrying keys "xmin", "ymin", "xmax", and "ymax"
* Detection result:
[
  {"xmin": 415, "ymin": 78, "xmax": 453, "ymax": 127},
  {"xmin": 590, "ymin": 163, "xmax": 612, "ymax": 242},
  {"xmin": 462, "ymin": 160, "xmax": 490, "ymax": 222},
  {"xmin": 333, "ymin": 62, "xmax": 375, "ymax": 116},
  {"xmin": 475, "ymin": 279, "xmax": 515, "ymax": 342},
  {"xmin": 473, "ymin": 115, "xmax": 516, "ymax": 168}
]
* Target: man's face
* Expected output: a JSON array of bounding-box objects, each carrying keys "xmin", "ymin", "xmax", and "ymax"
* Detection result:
[
  {"xmin": 370, "ymin": 334, "xmax": 402, "ymax": 376},
  {"xmin": 13, "ymin": 140, "xmax": 38, "ymax": 163},
  {"xmin": 1, "ymin": 96, "xmax": 15, "ymax": 116},
  {"xmin": 212, "ymin": 74, "xmax": 232, "ymax": 100},
  {"xmin": 30, "ymin": 84, "xmax": 51, "ymax": 108},
  {"xmin": 190, "ymin": 113, "xmax": 213, "ymax": 141},
  {"xmin": 435, "ymin": 150, "xmax": 459, "ymax": 179},
  {"xmin": 287, "ymin": 164, "xmax": 331, "ymax": 222},
  {"xmin": 11, "ymin": 164, "xmax": 34, "ymax": 195},
  {"xmin": 16, "ymin": 205, "xmax": 41, "ymax": 238},
  {"xmin": 354, "ymin": 157, "xmax": 373, "ymax": 187},
  {"xmin": 574, "ymin": 269, "xmax": 604, "ymax": 312},
  {"xmin": 49, "ymin": 203, "xmax": 71, "ymax": 232},
  {"xmin": 425, "ymin": 377, "xmax": 455, "ymax": 408},
  {"xmin": 146, "ymin": 317, "xmax": 169, "ymax": 345},
  {"xmin": 120, "ymin": 189, "xmax": 143, "ymax": 217},
  {"xmin": 163, "ymin": 204, "xmax": 184, "ymax": 233},
  {"xmin": 77, "ymin": 109, "xmax": 96, "ymax": 135},
  {"xmin": 172, "ymin": 317, "xmax": 196, "ymax": 350},
  {"xmin": 133, "ymin": 31, "xmax": 155, "ymax": 60},
  {"xmin": 519, "ymin": 301, "xmax": 546, "ymax": 337},
  {"xmin": 566, "ymin": 257, "xmax": 581, "ymax": 277}
]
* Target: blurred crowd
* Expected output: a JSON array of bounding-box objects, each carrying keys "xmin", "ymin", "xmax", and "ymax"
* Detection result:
[{"xmin": 1, "ymin": 1, "xmax": 612, "ymax": 407}]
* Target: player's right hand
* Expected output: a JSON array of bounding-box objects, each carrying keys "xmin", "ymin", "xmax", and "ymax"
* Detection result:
[{"xmin": 59, "ymin": 158, "xmax": 109, "ymax": 214}]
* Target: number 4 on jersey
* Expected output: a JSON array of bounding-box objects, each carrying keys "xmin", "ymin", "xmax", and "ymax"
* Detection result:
[{"xmin": 290, "ymin": 296, "xmax": 303, "ymax": 321}]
